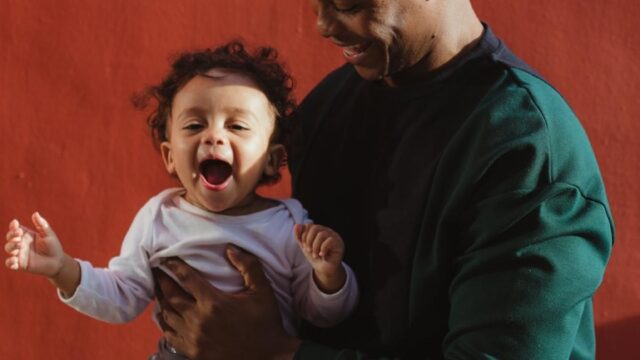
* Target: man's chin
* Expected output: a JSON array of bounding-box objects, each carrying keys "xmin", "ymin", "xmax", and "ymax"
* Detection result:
[{"xmin": 353, "ymin": 65, "xmax": 386, "ymax": 82}]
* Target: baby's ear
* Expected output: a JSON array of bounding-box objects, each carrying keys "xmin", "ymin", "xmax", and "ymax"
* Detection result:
[
  {"xmin": 160, "ymin": 142, "xmax": 176, "ymax": 175},
  {"xmin": 265, "ymin": 144, "xmax": 286, "ymax": 176}
]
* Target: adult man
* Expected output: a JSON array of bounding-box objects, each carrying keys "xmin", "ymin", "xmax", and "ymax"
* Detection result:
[{"xmin": 155, "ymin": 0, "xmax": 614, "ymax": 358}]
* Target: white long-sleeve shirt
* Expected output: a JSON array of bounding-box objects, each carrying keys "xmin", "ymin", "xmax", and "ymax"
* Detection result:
[{"xmin": 60, "ymin": 188, "xmax": 358, "ymax": 335}]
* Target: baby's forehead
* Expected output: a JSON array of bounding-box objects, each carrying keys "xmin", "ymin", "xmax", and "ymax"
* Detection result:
[
  {"xmin": 170, "ymin": 68, "xmax": 277, "ymax": 122},
  {"xmin": 199, "ymin": 67, "xmax": 259, "ymax": 88},
  {"xmin": 181, "ymin": 68, "xmax": 273, "ymax": 110}
]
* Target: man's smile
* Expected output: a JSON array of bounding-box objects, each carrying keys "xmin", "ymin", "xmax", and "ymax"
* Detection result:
[{"xmin": 336, "ymin": 41, "xmax": 373, "ymax": 64}]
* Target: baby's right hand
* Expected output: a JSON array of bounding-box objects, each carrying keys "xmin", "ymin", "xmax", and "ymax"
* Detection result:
[{"xmin": 5, "ymin": 212, "xmax": 65, "ymax": 277}]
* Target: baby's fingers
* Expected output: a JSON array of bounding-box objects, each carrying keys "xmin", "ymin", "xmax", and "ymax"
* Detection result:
[
  {"xmin": 318, "ymin": 236, "xmax": 339, "ymax": 257},
  {"xmin": 31, "ymin": 212, "xmax": 52, "ymax": 237},
  {"xmin": 299, "ymin": 224, "xmax": 319, "ymax": 250},
  {"xmin": 6, "ymin": 220, "xmax": 23, "ymax": 241},
  {"xmin": 294, "ymin": 224, "xmax": 305, "ymax": 242},
  {"xmin": 303, "ymin": 226, "xmax": 322, "ymax": 249},
  {"xmin": 5, "ymin": 256, "xmax": 20, "ymax": 270},
  {"xmin": 5, "ymin": 239, "xmax": 21, "ymax": 254},
  {"xmin": 311, "ymin": 230, "xmax": 335, "ymax": 258}
]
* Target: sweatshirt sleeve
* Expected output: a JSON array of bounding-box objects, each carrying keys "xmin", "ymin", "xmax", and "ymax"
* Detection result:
[
  {"xmin": 58, "ymin": 199, "xmax": 156, "ymax": 323},
  {"xmin": 439, "ymin": 79, "xmax": 614, "ymax": 359},
  {"xmin": 443, "ymin": 183, "xmax": 612, "ymax": 359}
]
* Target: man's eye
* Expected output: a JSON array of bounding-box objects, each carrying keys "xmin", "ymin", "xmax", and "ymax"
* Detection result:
[{"xmin": 333, "ymin": 3, "xmax": 360, "ymax": 14}]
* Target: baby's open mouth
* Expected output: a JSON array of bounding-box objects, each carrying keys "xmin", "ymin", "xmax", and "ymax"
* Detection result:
[{"xmin": 199, "ymin": 159, "xmax": 232, "ymax": 187}]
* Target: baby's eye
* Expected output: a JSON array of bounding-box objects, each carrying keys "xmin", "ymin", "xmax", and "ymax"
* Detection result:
[
  {"xmin": 183, "ymin": 122, "xmax": 204, "ymax": 131},
  {"xmin": 228, "ymin": 123, "xmax": 249, "ymax": 131}
]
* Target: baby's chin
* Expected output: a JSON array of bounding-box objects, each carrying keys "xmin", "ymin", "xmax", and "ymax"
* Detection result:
[
  {"xmin": 186, "ymin": 190, "xmax": 261, "ymax": 216},
  {"xmin": 182, "ymin": 191, "xmax": 231, "ymax": 213}
]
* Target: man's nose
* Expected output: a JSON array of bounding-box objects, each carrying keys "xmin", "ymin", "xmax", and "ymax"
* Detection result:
[{"xmin": 315, "ymin": 6, "xmax": 341, "ymax": 38}]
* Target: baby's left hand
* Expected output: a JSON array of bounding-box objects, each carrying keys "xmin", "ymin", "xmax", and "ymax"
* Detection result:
[{"xmin": 294, "ymin": 224, "xmax": 345, "ymax": 293}]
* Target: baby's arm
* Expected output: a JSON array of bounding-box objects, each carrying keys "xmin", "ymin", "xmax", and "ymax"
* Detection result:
[
  {"xmin": 4, "ymin": 213, "xmax": 80, "ymax": 297},
  {"xmin": 294, "ymin": 224, "xmax": 346, "ymax": 294}
]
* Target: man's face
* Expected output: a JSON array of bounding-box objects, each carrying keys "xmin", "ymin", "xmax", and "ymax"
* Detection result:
[{"xmin": 309, "ymin": 0, "xmax": 441, "ymax": 81}]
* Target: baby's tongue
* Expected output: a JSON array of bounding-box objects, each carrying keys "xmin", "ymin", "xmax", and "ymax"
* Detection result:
[{"xmin": 200, "ymin": 160, "xmax": 232, "ymax": 185}]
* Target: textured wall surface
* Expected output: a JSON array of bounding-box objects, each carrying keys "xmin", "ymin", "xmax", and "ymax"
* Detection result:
[{"xmin": 0, "ymin": 1, "xmax": 637, "ymax": 358}]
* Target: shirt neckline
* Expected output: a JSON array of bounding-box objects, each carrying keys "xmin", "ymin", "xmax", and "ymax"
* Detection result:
[
  {"xmin": 360, "ymin": 24, "xmax": 502, "ymax": 98},
  {"xmin": 170, "ymin": 190, "xmax": 285, "ymax": 224}
]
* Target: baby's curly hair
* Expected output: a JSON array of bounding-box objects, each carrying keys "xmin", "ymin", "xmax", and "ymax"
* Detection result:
[{"xmin": 133, "ymin": 40, "xmax": 296, "ymax": 185}]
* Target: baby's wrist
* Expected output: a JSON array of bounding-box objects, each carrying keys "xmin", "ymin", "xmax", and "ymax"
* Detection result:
[
  {"xmin": 47, "ymin": 253, "xmax": 69, "ymax": 279},
  {"xmin": 48, "ymin": 254, "xmax": 80, "ymax": 298},
  {"xmin": 313, "ymin": 264, "xmax": 346, "ymax": 294}
]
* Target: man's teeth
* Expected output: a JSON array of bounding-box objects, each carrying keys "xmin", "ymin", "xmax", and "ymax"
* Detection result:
[{"xmin": 344, "ymin": 45, "xmax": 363, "ymax": 56}]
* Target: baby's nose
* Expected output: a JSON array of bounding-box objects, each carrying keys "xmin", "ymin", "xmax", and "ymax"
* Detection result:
[{"xmin": 203, "ymin": 128, "xmax": 227, "ymax": 146}]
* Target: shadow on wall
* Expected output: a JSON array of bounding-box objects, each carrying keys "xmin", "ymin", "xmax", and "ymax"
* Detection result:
[{"xmin": 596, "ymin": 315, "xmax": 640, "ymax": 359}]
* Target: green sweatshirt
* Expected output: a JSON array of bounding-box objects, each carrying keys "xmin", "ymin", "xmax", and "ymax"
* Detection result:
[{"xmin": 289, "ymin": 26, "xmax": 613, "ymax": 359}]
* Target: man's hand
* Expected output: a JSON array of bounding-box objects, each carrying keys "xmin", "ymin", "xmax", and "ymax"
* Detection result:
[{"xmin": 153, "ymin": 246, "xmax": 301, "ymax": 360}]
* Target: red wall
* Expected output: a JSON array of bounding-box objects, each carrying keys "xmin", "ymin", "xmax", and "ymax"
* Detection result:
[{"xmin": 0, "ymin": 1, "xmax": 637, "ymax": 358}]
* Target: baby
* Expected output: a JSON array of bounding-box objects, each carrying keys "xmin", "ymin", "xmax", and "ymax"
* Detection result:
[{"xmin": 4, "ymin": 41, "xmax": 358, "ymax": 358}]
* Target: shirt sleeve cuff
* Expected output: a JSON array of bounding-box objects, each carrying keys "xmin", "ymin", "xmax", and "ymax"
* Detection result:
[
  {"xmin": 57, "ymin": 259, "xmax": 93, "ymax": 305},
  {"xmin": 309, "ymin": 262, "xmax": 355, "ymax": 299}
]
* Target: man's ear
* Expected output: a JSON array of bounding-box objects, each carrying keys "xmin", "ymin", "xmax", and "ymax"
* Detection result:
[
  {"xmin": 160, "ymin": 141, "xmax": 176, "ymax": 175},
  {"xmin": 264, "ymin": 144, "xmax": 286, "ymax": 176}
]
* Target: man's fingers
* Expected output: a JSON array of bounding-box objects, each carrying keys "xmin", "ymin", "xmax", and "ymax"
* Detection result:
[
  {"xmin": 153, "ymin": 266, "xmax": 179, "ymax": 307},
  {"xmin": 153, "ymin": 266, "xmax": 194, "ymax": 313},
  {"xmin": 161, "ymin": 257, "xmax": 224, "ymax": 303},
  {"xmin": 154, "ymin": 305, "xmax": 172, "ymax": 332},
  {"xmin": 163, "ymin": 332, "xmax": 189, "ymax": 359},
  {"xmin": 226, "ymin": 245, "xmax": 270, "ymax": 292},
  {"xmin": 163, "ymin": 305, "xmax": 193, "ymax": 336},
  {"xmin": 156, "ymin": 301, "xmax": 193, "ymax": 359}
]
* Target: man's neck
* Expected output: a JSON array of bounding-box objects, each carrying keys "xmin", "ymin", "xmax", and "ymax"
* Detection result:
[{"xmin": 384, "ymin": 3, "xmax": 483, "ymax": 87}]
